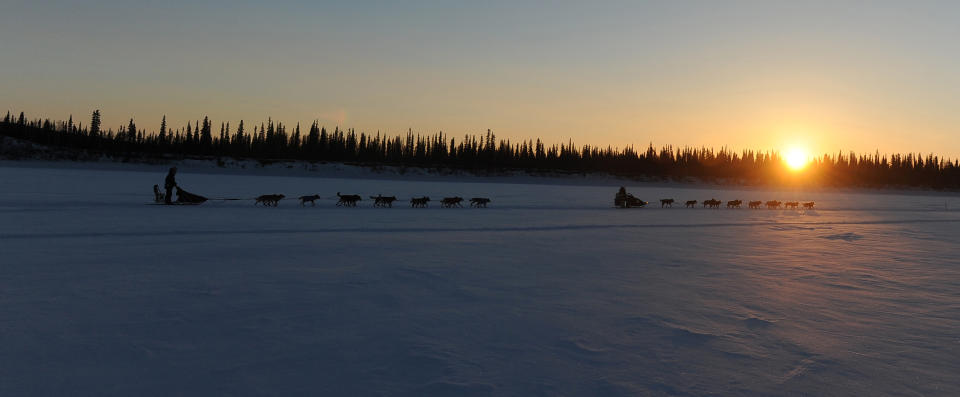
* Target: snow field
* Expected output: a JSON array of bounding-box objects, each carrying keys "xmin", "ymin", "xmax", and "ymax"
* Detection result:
[{"xmin": 1, "ymin": 164, "xmax": 959, "ymax": 396}]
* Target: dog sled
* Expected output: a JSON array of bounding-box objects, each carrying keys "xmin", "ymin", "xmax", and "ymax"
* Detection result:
[
  {"xmin": 150, "ymin": 186, "xmax": 208, "ymax": 205},
  {"xmin": 176, "ymin": 187, "xmax": 208, "ymax": 204},
  {"xmin": 614, "ymin": 187, "xmax": 648, "ymax": 208}
]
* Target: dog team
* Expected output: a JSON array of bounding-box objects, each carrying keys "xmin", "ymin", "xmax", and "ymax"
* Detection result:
[
  {"xmin": 662, "ymin": 198, "xmax": 815, "ymax": 209},
  {"xmin": 251, "ymin": 193, "xmax": 492, "ymax": 208}
]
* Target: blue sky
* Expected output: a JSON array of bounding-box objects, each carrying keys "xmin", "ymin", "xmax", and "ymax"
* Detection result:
[{"xmin": 3, "ymin": 1, "xmax": 959, "ymax": 156}]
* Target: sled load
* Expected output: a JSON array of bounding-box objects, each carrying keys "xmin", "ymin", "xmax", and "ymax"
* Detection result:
[
  {"xmin": 175, "ymin": 187, "xmax": 208, "ymax": 204},
  {"xmin": 614, "ymin": 187, "xmax": 647, "ymax": 208}
]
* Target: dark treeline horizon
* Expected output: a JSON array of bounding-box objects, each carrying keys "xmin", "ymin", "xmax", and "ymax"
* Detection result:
[{"xmin": 2, "ymin": 109, "xmax": 959, "ymax": 189}]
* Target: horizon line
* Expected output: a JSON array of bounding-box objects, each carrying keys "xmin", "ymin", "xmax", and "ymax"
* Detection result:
[{"xmin": 4, "ymin": 108, "xmax": 958, "ymax": 162}]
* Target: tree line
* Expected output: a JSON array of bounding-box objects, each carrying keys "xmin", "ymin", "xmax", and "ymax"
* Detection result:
[{"xmin": 2, "ymin": 109, "xmax": 958, "ymax": 189}]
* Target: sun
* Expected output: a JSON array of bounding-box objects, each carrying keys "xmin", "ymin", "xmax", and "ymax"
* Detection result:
[{"xmin": 784, "ymin": 147, "xmax": 810, "ymax": 171}]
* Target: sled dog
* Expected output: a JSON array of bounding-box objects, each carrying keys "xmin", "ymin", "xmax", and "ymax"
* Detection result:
[
  {"xmin": 370, "ymin": 195, "xmax": 399, "ymax": 208},
  {"xmin": 256, "ymin": 194, "xmax": 285, "ymax": 207},
  {"xmin": 470, "ymin": 197, "xmax": 491, "ymax": 208},
  {"xmin": 411, "ymin": 196, "xmax": 431, "ymax": 208},
  {"xmin": 441, "ymin": 197, "xmax": 464, "ymax": 208},
  {"xmin": 299, "ymin": 194, "xmax": 321, "ymax": 206},
  {"xmin": 336, "ymin": 192, "xmax": 362, "ymax": 207}
]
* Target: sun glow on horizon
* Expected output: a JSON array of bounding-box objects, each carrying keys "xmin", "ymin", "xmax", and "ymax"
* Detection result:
[{"xmin": 784, "ymin": 147, "xmax": 810, "ymax": 171}]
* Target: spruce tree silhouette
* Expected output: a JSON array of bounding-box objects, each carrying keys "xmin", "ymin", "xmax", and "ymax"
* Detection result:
[
  {"xmin": 127, "ymin": 119, "xmax": 137, "ymax": 142},
  {"xmin": 1, "ymin": 109, "xmax": 959, "ymax": 189},
  {"xmin": 90, "ymin": 110, "xmax": 101, "ymax": 137},
  {"xmin": 158, "ymin": 115, "xmax": 167, "ymax": 143}
]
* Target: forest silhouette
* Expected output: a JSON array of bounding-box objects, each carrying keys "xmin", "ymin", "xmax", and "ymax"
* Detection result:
[{"xmin": 2, "ymin": 109, "xmax": 958, "ymax": 189}]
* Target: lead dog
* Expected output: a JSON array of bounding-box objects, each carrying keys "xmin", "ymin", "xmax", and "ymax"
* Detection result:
[{"xmin": 470, "ymin": 197, "xmax": 491, "ymax": 208}]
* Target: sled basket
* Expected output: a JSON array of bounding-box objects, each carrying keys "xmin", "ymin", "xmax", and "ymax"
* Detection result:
[{"xmin": 176, "ymin": 187, "xmax": 208, "ymax": 204}]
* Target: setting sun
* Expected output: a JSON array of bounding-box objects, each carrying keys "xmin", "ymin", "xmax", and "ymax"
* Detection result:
[{"xmin": 784, "ymin": 148, "xmax": 810, "ymax": 171}]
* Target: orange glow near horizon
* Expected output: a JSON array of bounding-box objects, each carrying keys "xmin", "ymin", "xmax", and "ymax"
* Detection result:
[{"xmin": 784, "ymin": 147, "xmax": 810, "ymax": 171}]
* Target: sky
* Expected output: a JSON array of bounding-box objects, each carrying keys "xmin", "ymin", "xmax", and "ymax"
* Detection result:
[{"xmin": 2, "ymin": 0, "xmax": 959, "ymax": 157}]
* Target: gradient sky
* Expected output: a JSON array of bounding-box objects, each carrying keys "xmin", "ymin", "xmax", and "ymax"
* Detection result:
[{"xmin": 3, "ymin": 1, "xmax": 959, "ymax": 157}]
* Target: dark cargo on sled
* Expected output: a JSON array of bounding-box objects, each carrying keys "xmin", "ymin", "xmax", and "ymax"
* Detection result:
[{"xmin": 175, "ymin": 187, "xmax": 207, "ymax": 204}]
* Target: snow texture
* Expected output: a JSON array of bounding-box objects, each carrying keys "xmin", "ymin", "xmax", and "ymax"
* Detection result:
[{"xmin": 1, "ymin": 162, "xmax": 959, "ymax": 396}]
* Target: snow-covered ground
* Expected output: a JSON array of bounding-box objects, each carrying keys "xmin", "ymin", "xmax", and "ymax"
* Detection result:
[{"xmin": 1, "ymin": 163, "xmax": 959, "ymax": 396}]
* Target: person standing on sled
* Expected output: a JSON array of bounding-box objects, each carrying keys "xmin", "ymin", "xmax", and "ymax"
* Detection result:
[
  {"xmin": 164, "ymin": 167, "xmax": 177, "ymax": 204},
  {"xmin": 615, "ymin": 186, "xmax": 628, "ymax": 207},
  {"xmin": 614, "ymin": 186, "xmax": 647, "ymax": 208}
]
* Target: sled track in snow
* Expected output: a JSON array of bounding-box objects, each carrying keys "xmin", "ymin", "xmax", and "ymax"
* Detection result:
[
  {"xmin": 3, "ymin": 218, "xmax": 959, "ymax": 240},
  {"xmin": 3, "ymin": 203, "xmax": 959, "ymax": 214}
]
